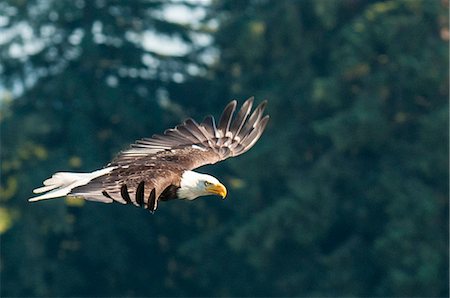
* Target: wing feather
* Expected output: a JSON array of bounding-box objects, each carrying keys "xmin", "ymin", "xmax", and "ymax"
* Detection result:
[
  {"xmin": 147, "ymin": 188, "xmax": 157, "ymax": 212},
  {"xmin": 234, "ymin": 115, "xmax": 270, "ymax": 155},
  {"xmin": 166, "ymin": 128, "xmax": 194, "ymax": 142},
  {"xmin": 136, "ymin": 181, "xmax": 145, "ymax": 206},
  {"xmin": 235, "ymin": 100, "xmax": 267, "ymax": 142},
  {"xmin": 121, "ymin": 184, "xmax": 133, "ymax": 205},
  {"xmin": 176, "ymin": 124, "xmax": 203, "ymax": 144},
  {"xmin": 230, "ymin": 97, "xmax": 254, "ymax": 140},
  {"xmin": 184, "ymin": 119, "xmax": 209, "ymax": 142},
  {"xmin": 110, "ymin": 97, "xmax": 269, "ymax": 168},
  {"xmin": 200, "ymin": 115, "xmax": 217, "ymax": 137},
  {"xmin": 217, "ymin": 100, "xmax": 237, "ymax": 138}
]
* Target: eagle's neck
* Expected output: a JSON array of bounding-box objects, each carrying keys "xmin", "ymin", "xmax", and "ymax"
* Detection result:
[{"xmin": 177, "ymin": 171, "xmax": 211, "ymax": 200}]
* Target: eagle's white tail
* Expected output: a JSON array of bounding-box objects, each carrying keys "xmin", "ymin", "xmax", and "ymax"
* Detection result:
[{"xmin": 29, "ymin": 167, "xmax": 116, "ymax": 202}]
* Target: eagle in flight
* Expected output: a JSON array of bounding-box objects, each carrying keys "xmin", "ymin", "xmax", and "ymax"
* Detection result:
[{"xmin": 30, "ymin": 98, "xmax": 269, "ymax": 213}]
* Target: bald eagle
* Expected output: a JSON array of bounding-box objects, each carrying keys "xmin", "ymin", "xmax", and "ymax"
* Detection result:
[{"xmin": 29, "ymin": 98, "xmax": 269, "ymax": 212}]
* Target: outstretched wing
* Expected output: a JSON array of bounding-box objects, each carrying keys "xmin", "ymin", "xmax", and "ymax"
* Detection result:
[
  {"xmin": 110, "ymin": 97, "xmax": 270, "ymax": 170},
  {"xmin": 73, "ymin": 98, "xmax": 269, "ymax": 212}
]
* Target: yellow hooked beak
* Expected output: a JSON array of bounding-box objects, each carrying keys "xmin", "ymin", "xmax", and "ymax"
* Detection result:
[{"xmin": 206, "ymin": 183, "xmax": 227, "ymax": 199}]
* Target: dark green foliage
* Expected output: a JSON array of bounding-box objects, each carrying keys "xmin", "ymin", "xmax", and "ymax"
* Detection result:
[{"xmin": 1, "ymin": 0, "xmax": 448, "ymax": 297}]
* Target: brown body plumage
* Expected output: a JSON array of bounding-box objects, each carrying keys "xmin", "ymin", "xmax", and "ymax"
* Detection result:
[{"xmin": 30, "ymin": 98, "xmax": 269, "ymax": 213}]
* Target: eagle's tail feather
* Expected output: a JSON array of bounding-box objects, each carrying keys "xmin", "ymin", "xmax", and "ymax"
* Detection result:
[{"xmin": 29, "ymin": 167, "xmax": 116, "ymax": 202}]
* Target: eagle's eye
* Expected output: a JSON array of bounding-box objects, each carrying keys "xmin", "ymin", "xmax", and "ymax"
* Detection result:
[{"xmin": 204, "ymin": 181, "xmax": 213, "ymax": 187}]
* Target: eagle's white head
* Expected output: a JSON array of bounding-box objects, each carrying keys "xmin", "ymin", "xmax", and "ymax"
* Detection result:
[{"xmin": 177, "ymin": 171, "xmax": 227, "ymax": 200}]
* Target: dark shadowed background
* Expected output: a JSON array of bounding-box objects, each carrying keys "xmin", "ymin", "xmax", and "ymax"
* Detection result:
[{"xmin": 1, "ymin": 0, "xmax": 448, "ymax": 297}]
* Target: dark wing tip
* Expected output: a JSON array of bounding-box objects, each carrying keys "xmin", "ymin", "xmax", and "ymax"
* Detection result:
[
  {"xmin": 136, "ymin": 181, "xmax": 145, "ymax": 207},
  {"xmin": 120, "ymin": 184, "xmax": 133, "ymax": 205},
  {"xmin": 147, "ymin": 188, "xmax": 156, "ymax": 213}
]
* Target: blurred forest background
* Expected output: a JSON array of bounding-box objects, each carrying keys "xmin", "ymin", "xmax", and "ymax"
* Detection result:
[{"xmin": 0, "ymin": 0, "xmax": 448, "ymax": 297}]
